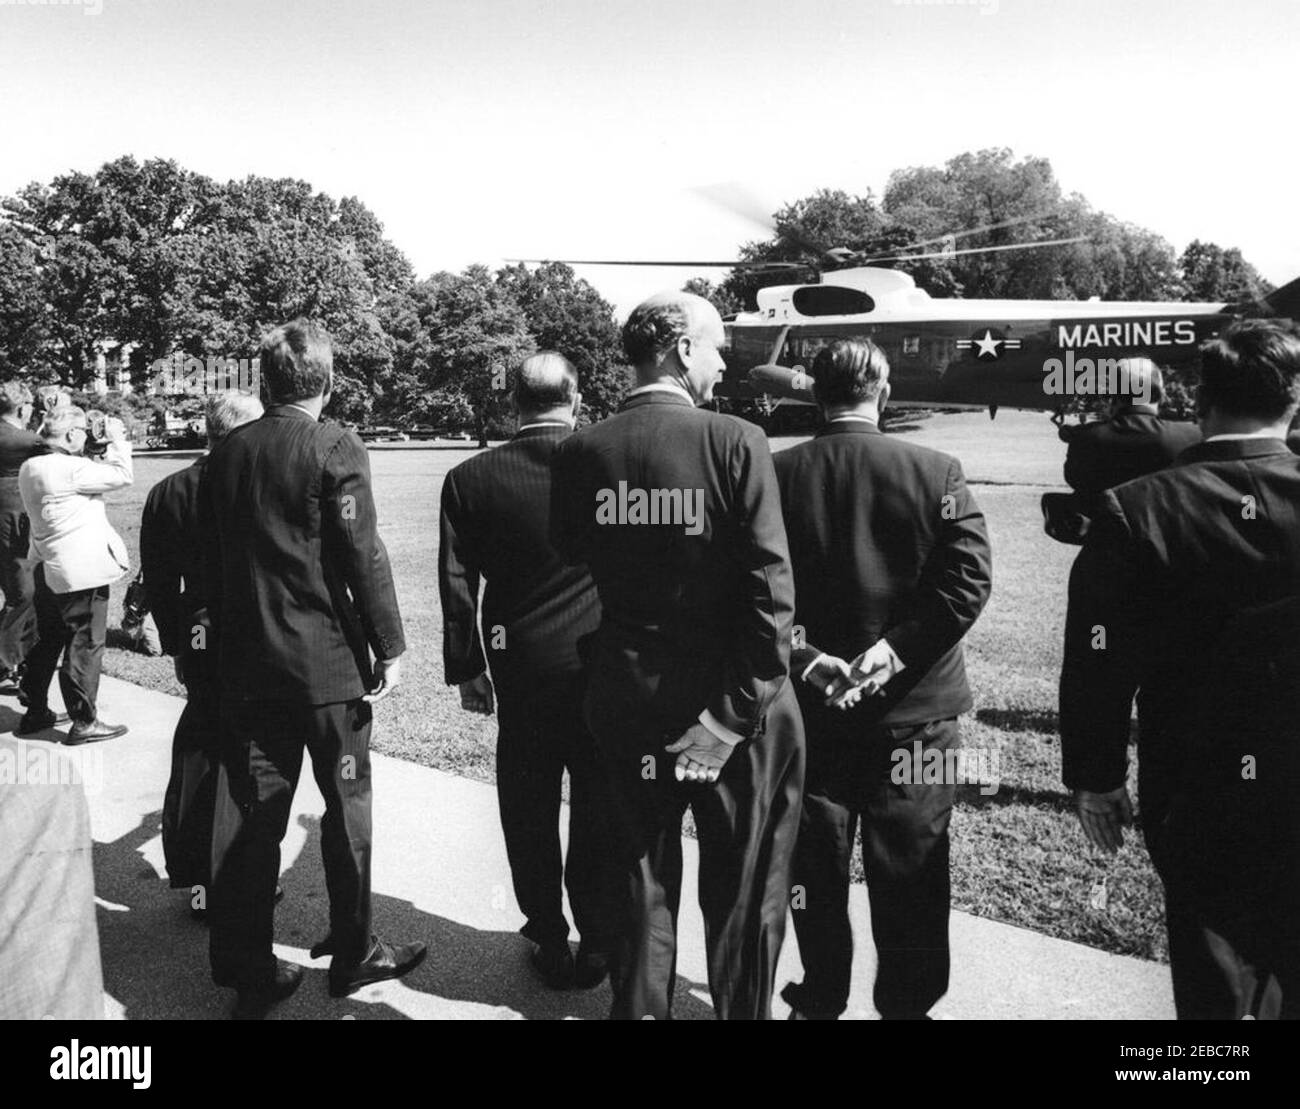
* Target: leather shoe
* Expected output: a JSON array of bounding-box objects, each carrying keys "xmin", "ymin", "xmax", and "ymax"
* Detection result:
[
  {"xmin": 328, "ymin": 935, "xmax": 427, "ymax": 997},
  {"xmin": 530, "ymin": 942, "xmax": 575, "ymax": 989},
  {"xmin": 64, "ymin": 719, "xmax": 128, "ymax": 745},
  {"xmin": 14, "ymin": 709, "xmax": 70, "ymax": 735},
  {"xmin": 231, "ymin": 959, "xmax": 304, "ymax": 1019},
  {"xmin": 572, "ymin": 945, "xmax": 609, "ymax": 989}
]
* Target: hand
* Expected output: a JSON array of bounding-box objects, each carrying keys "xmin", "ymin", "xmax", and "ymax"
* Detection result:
[
  {"xmin": 664, "ymin": 723, "xmax": 734, "ymax": 784},
  {"xmin": 1074, "ymin": 787, "xmax": 1133, "ymax": 854},
  {"xmin": 839, "ymin": 640, "xmax": 903, "ymax": 706},
  {"xmin": 104, "ymin": 416, "xmax": 127, "ymax": 443},
  {"xmin": 803, "ymin": 655, "xmax": 861, "ymax": 709},
  {"xmin": 364, "ymin": 655, "xmax": 402, "ymax": 703},
  {"xmin": 458, "ymin": 672, "xmax": 494, "ymax": 715}
]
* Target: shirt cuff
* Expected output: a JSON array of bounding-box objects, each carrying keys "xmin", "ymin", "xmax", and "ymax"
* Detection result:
[
  {"xmin": 698, "ymin": 707, "xmax": 745, "ymax": 747},
  {"xmin": 879, "ymin": 639, "xmax": 905, "ymax": 674},
  {"xmin": 800, "ymin": 653, "xmax": 829, "ymax": 683}
]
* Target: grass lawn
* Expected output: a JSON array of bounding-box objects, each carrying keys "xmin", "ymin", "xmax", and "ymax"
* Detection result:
[{"xmin": 100, "ymin": 410, "xmax": 1166, "ymax": 963}]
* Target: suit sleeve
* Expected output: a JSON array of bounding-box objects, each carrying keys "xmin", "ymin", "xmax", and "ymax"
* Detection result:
[
  {"xmin": 438, "ymin": 470, "xmax": 487, "ymax": 685},
  {"xmin": 1059, "ymin": 492, "xmax": 1142, "ymax": 793},
  {"xmin": 69, "ymin": 440, "xmax": 132, "ymax": 494},
  {"xmin": 549, "ymin": 436, "xmax": 589, "ymax": 567},
  {"xmin": 709, "ymin": 426, "xmax": 796, "ymax": 741},
  {"xmin": 321, "ymin": 431, "xmax": 405, "ymax": 662},
  {"xmin": 884, "ymin": 458, "xmax": 992, "ymax": 673},
  {"xmin": 140, "ymin": 487, "xmax": 183, "ymax": 657}
]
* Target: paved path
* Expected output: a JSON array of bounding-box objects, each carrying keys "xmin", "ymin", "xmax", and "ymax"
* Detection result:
[{"xmin": 3, "ymin": 676, "xmax": 1174, "ymax": 1019}]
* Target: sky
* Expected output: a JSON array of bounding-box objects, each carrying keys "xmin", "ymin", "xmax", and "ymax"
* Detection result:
[{"xmin": 1, "ymin": 0, "xmax": 1297, "ymax": 314}]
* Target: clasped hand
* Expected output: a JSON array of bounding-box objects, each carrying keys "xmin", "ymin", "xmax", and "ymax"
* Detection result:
[{"xmin": 805, "ymin": 641, "xmax": 900, "ymax": 710}]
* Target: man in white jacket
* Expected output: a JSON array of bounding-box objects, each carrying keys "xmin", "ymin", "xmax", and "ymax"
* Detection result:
[{"xmin": 17, "ymin": 406, "xmax": 133, "ymax": 744}]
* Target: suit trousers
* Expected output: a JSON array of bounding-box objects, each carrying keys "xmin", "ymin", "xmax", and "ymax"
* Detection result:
[
  {"xmin": 496, "ymin": 674, "xmax": 618, "ymax": 951},
  {"xmin": 0, "ymin": 507, "xmax": 36, "ymax": 671},
  {"xmin": 161, "ymin": 673, "xmax": 220, "ymax": 891},
  {"xmin": 783, "ymin": 716, "xmax": 958, "ymax": 1019},
  {"xmin": 18, "ymin": 565, "xmax": 107, "ymax": 724},
  {"xmin": 589, "ymin": 680, "xmax": 805, "ymax": 1020},
  {"xmin": 209, "ymin": 697, "xmax": 373, "ymax": 989}
]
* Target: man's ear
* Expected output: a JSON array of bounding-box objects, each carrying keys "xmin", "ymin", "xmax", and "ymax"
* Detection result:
[
  {"xmin": 571, "ymin": 391, "xmax": 583, "ymax": 422},
  {"xmin": 878, "ymin": 381, "xmax": 891, "ymax": 415}
]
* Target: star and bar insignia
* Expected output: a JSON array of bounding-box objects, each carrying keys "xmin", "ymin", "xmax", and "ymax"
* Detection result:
[{"xmin": 956, "ymin": 328, "xmax": 1023, "ymax": 360}]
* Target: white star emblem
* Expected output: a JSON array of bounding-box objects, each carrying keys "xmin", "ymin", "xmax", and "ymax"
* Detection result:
[{"xmin": 973, "ymin": 329, "xmax": 1002, "ymax": 358}]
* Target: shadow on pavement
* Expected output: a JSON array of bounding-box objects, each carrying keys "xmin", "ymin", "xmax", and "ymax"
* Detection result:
[{"xmin": 93, "ymin": 809, "xmax": 716, "ymax": 1020}]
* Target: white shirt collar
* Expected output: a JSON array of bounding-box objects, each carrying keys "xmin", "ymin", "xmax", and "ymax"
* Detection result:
[
  {"xmin": 518, "ymin": 421, "xmax": 570, "ymax": 432},
  {"xmin": 628, "ymin": 381, "xmax": 694, "ymax": 402},
  {"xmin": 827, "ymin": 414, "xmax": 879, "ymax": 425},
  {"xmin": 1203, "ymin": 430, "xmax": 1284, "ymax": 443},
  {"xmin": 284, "ymin": 403, "xmax": 318, "ymax": 421}
]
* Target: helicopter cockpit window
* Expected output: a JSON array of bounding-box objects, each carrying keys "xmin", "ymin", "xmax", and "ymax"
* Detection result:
[
  {"xmin": 903, "ymin": 336, "xmax": 920, "ymax": 355},
  {"xmin": 791, "ymin": 286, "xmax": 875, "ymax": 317}
]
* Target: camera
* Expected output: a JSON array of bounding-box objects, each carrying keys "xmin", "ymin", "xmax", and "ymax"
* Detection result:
[{"xmin": 84, "ymin": 409, "xmax": 111, "ymax": 457}]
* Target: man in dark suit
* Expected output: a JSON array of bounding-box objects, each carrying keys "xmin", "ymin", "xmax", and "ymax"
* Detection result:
[
  {"xmin": 202, "ymin": 320, "xmax": 424, "ymax": 1018},
  {"xmin": 774, "ymin": 338, "xmax": 992, "ymax": 1020},
  {"xmin": 1061, "ymin": 318, "xmax": 1300, "ymax": 1019},
  {"xmin": 552, "ymin": 291, "xmax": 805, "ymax": 1020},
  {"xmin": 1057, "ymin": 358, "xmax": 1200, "ymax": 514},
  {"xmin": 141, "ymin": 391, "xmax": 262, "ymax": 914},
  {"xmin": 0, "ymin": 383, "xmax": 45, "ymax": 684},
  {"xmin": 439, "ymin": 351, "xmax": 615, "ymax": 989}
]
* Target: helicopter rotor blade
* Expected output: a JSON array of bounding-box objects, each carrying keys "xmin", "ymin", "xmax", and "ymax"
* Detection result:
[
  {"xmin": 504, "ymin": 257, "xmax": 808, "ymax": 270},
  {"xmin": 689, "ymin": 182, "xmax": 833, "ymax": 262},
  {"xmin": 896, "ymin": 211, "xmax": 1063, "ymax": 253},
  {"xmin": 861, "ymin": 236, "xmax": 1088, "ymax": 264}
]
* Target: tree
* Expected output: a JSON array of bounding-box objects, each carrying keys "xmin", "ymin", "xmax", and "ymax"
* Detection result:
[
  {"xmin": 495, "ymin": 262, "xmax": 629, "ymax": 422},
  {"xmin": 681, "ymin": 277, "xmax": 743, "ymax": 318},
  {"xmin": 0, "ymin": 221, "xmax": 50, "ymax": 381},
  {"xmin": 384, "ymin": 266, "xmax": 535, "ymax": 447},
  {"xmin": 1180, "ymin": 239, "xmax": 1272, "ymax": 303}
]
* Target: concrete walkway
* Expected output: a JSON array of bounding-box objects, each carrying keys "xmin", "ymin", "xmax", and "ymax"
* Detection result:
[{"xmin": 4, "ymin": 675, "xmax": 1175, "ymax": 1019}]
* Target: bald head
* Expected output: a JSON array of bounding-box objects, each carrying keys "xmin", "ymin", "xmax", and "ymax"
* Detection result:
[
  {"xmin": 514, "ymin": 351, "xmax": 580, "ymax": 424},
  {"xmin": 205, "ymin": 390, "xmax": 264, "ymax": 445},
  {"xmin": 622, "ymin": 291, "xmax": 727, "ymax": 402},
  {"xmin": 1114, "ymin": 357, "xmax": 1163, "ymax": 408}
]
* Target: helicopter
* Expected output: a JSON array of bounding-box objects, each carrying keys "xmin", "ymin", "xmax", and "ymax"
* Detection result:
[{"xmin": 513, "ymin": 200, "xmax": 1299, "ymax": 423}]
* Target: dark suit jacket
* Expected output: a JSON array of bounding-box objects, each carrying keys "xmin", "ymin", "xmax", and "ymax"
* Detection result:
[
  {"xmin": 775, "ymin": 422, "xmax": 992, "ymax": 728},
  {"xmin": 1060, "ymin": 407, "xmax": 1200, "ymax": 511},
  {"xmin": 141, "ymin": 456, "xmax": 211, "ymax": 677},
  {"xmin": 0, "ymin": 421, "xmax": 46, "ymax": 519},
  {"xmin": 1060, "ymin": 438, "xmax": 1300, "ymax": 861},
  {"xmin": 439, "ymin": 425, "xmax": 600, "ymax": 704},
  {"xmin": 551, "ymin": 391, "xmax": 794, "ymax": 745},
  {"xmin": 200, "ymin": 405, "xmax": 405, "ymax": 705}
]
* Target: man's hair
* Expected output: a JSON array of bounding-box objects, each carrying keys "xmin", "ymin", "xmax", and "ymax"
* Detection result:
[
  {"xmin": 1198, "ymin": 318, "xmax": 1300, "ymax": 421},
  {"xmin": 622, "ymin": 292, "xmax": 710, "ymax": 368},
  {"xmin": 514, "ymin": 351, "xmax": 577, "ymax": 412},
  {"xmin": 811, "ymin": 337, "xmax": 891, "ymax": 408},
  {"xmin": 205, "ymin": 391, "xmax": 264, "ymax": 444},
  {"xmin": 39, "ymin": 405, "xmax": 87, "ymax": 441},
  {"xmin": 259, "ymin": 319, "xmax": 333, "ymax": 404},
  {"xmin": 0, "ymin": 381, "xmax": 33, "ymax": 418},
  {"xmin": 1114, "ymin": 357, "xmax": 1163, "ymax": 405}
]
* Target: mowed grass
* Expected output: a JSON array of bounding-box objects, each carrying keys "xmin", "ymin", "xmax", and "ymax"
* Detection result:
[{"xmin": 100, "ymin": 411, "xmax": 1166, "ymax": 962}]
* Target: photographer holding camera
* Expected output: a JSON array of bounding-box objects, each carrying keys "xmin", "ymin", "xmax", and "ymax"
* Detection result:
[{"xmin": 16, "ymin": 405, "xmax": 133, "ymax": 743}]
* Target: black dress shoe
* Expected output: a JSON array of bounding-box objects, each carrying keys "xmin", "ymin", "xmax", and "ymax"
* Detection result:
[
  {"xmin": 531, "ymin": 942, "xmax": 575, "ymax": 989},
  {"xmin": 231, "ymin": 959, "xmax": 304, "ymax": 1020},
  {"xmin": 328, "ymin": 935, "xmax": 427, "ymax": 997},
  {"xmin": 572, "ymin": 945, "xmax": 610, "ymax": 989},
  {"xmin": 14, "ymin": 709, "xmax": 70, "ymax": 735},
  {"xmin": 64, "ymin": 719, "xmax": 128, "ymax": 745}
]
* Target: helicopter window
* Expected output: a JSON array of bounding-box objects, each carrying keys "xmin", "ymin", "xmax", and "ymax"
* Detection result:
[
  {"xmin": 903, "ymin": 336, "xmax": 920, "ymax": 356},
  {"xmin": 791, "ymin": 286, "xmax": 875, "ymax": 317}
]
